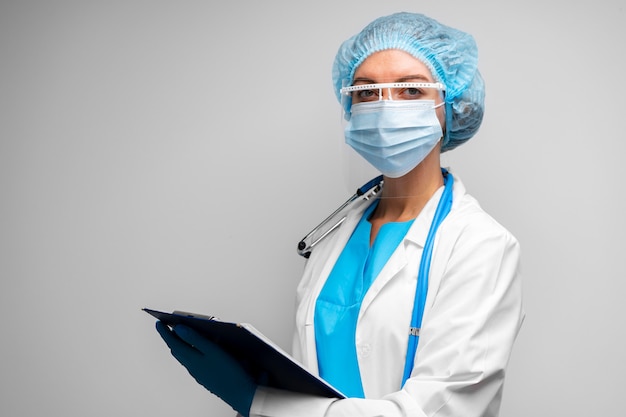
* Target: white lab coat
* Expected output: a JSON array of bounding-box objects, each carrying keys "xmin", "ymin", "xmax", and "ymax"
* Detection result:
[{"xmin": 250, "ymin": 173, "xmax": 524, "ymax": 417}]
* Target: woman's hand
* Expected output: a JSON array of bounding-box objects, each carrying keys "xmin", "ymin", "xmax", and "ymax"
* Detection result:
[{"xmin": 156, "ymin": 321, "xmax": 257, "ymax": 417}]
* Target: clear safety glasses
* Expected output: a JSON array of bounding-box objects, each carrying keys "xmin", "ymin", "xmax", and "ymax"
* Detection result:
[
  {"xmin": 341, "ymin": 82, "xmax": 445, "ymax": 103},
  {"xmin": 340, "ymin": 82, "xmax": 446, "ymax": 120}
]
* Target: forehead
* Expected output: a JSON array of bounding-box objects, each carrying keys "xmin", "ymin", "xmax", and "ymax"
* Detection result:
[{"xmin": 353, "ymin": 49, "xmax": 435, "ymax": 82}]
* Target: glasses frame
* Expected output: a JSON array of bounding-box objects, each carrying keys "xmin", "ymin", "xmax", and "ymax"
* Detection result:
[{"xmin": 340, "ymin": 82, "xmax": 446, "ymax": 98}]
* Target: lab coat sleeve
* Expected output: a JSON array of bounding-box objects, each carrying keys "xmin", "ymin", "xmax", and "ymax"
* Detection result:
[
  {"xmin": 251, "ymin": 388, "xmax": 338, "ymax": 416},
  {"xmin": 250, "ymin": 211, "xmax": 524, "ymax": 417}
]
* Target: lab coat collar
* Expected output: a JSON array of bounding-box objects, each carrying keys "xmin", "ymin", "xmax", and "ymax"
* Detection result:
[
  {"xmin": 305, "ymin": 171, "xmax": 467, "ymax": 294},
  {"xmin": 399, "ymin": 171, "xmax": 466, "ymax": 248},
  {"xmin": 358, "ymin": 172, "xmax": 466, "ymax": 320}
]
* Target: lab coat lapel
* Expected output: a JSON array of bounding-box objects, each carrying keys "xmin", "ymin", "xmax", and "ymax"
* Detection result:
[{"xmin": 358, "ymin": 186, "xmax": 442, "ymax": 314}]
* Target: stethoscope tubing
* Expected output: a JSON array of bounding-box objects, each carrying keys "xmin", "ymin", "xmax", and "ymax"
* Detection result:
[
  {"xmin": 297, "ymin": 175, "xmax": 383, "ymax": 258},
  {"xmin": 402, "ymin": 168, "xmax": 453, "ymax": 386}
]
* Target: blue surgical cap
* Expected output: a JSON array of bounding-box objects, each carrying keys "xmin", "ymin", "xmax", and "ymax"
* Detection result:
[{"xmin": 332, "ymin": 12, "xmax": 485, "ymax": 152}]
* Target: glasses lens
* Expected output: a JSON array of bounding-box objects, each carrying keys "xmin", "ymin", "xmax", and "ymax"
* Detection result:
[{"xmin": 341, "ymin": 82, "xmax": 444, "ymax": 106}]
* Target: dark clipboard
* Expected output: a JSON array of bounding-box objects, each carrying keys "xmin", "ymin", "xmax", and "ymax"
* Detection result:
[{"xmin": 144, "ymin": 308, "xmax": 345, "ymax": 399}]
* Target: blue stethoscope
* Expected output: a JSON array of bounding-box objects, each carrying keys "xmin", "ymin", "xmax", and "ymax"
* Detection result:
[{"xmin": 298, "ymin": 168, "xmax": 454, "ymax": 388}]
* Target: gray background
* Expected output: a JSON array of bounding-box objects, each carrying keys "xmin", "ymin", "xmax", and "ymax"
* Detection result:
[{"xmin": 1, "ymin": 1, "xmax": 624, "ymax": 416}]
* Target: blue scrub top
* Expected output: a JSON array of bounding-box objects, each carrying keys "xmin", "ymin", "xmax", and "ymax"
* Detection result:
[{"xmin": 314, "ymin": 200, "xmax": 415, "ymax": 398}]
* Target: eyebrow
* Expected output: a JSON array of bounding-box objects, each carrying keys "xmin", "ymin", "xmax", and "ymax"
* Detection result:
[{"xmin": 352, "ymin": 74, "xmax": 432, "ymax": 84}]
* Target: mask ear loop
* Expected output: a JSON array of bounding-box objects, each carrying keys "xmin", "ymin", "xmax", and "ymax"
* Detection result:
[
  {"xmin": 440, "ymin": 89, "xmax": 450, "ymax": 145},
  {"xmin": 435, "ymin": 88, "xmax": 446, "ymax": 108}
]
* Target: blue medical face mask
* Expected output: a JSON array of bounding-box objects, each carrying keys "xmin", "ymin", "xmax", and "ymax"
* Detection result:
[{"xmin": 344, "ymin": 99, "xmax": 443, "ymax": 178}]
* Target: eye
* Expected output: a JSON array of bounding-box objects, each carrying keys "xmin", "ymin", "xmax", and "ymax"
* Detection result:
[
  {"xmin": 398, "ymin": 87, "xmax": 424, "ymax": 99},
  {"xmin": 354, "ymin": 89, "xmax": 378, "ymax": 102}
]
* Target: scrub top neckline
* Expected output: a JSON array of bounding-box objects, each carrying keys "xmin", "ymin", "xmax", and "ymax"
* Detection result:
[{"xmin": 364, "ymin": 199, "xmax": 416, "ymax": 248}]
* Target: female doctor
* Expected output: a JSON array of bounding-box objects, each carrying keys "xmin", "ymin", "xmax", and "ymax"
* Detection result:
[{"xmin": 156, "ymin": 12, "xmax": 524, "ymax": 417}]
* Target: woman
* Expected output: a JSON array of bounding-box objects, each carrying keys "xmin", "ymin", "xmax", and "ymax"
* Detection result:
[{"xmin": 157, "ymin": 12, "xmax": 524, "ymax": 417}]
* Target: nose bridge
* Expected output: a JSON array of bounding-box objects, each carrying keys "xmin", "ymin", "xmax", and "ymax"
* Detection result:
[{"xmin": 380, "ymin": 86, "xmax": 394, "ymax": 100}]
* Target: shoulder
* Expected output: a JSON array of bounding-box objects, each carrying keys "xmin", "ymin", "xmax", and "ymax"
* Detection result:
[
  {"xmin": 433, "ymin": 174, "xmax": 521, "ymax": 274},
  {"xmin": 428, "ymin": 174, "xmax": 522, "ymax": 303},
  {"xmin": 445, "ymin": 173, "xmax": 519, "ymax": 247}
]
